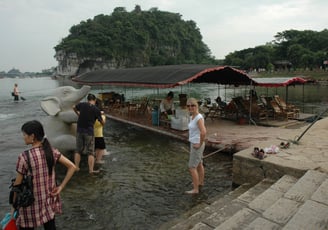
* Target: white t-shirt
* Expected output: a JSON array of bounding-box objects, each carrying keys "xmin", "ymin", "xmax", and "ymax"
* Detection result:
[
  {"xmin": 188, "ymin": 113, "xmax": 203, "ymax": 144},
  {"xmin": 160, "ymin": 99, "xmax": 175, "ymax": 113}
]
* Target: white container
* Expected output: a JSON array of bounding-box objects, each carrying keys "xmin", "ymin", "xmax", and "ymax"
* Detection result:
[
  {"xmin": 175, "ymin": 108, "xmax": 189, "ymax": 119},
  {"xmin": 171, "ymin": 116, "xmax": 189, "ymax": 131}
]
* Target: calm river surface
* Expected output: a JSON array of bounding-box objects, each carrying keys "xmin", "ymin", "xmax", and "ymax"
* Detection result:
[{"xmin": 0, "ymin": 77, "xmax": 327, "ymax": 229}]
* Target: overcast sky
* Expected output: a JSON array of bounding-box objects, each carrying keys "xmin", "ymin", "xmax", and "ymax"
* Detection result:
[{"xmin": 0, "ymin": 0, "xmax": 327, "ymax": 72}]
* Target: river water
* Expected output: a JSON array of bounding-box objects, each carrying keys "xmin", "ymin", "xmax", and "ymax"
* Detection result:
[
  {"xmin": 0, "ymin": 77, "xmax": 233, "ymax": 229},
  {"xmin": 0, "ymin": 77, "xmax": 327, "ymax": 229}
]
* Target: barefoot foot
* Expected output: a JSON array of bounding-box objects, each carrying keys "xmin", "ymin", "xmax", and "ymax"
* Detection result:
[{"xmin": 185, "ymin": 189, "xmax": 199, "ymax": 195}]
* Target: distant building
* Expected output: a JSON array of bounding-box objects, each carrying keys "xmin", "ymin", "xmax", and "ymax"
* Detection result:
[{"xmin": 273, "ymin": 60, "xmax": 292, "ymax": 71}]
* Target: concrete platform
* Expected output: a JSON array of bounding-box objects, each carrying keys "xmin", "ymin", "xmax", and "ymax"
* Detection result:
[{"xmin": 107, "ymin": 111, "xmax": 328, "ymax": 179}]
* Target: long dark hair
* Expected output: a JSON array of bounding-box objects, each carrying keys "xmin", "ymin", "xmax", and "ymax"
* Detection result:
[{"xmin": 21, "ymin": 120, "xmax": 54, "ymax": 175}]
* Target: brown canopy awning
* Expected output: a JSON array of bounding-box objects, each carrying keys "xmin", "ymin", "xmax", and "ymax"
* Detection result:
[
  {"xmin": 72, "ymin": 64, "xmax": 310, "ymax": 88},
  {"xmin": 72, "ymin": 65, "xmax": 256, "ymax": 88}
]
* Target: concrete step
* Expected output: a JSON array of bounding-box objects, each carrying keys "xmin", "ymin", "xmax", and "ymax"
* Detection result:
[
  {"xmin": 165, "ymin": 170, "xmax": 328, "ymax": 230},
  {"xmin": 164, "ymin": 179, "xmax": 275, "ymax": 230},
  {"xmin": 215, "ymin": 170, "xmax": 328, "ymax": 230}
]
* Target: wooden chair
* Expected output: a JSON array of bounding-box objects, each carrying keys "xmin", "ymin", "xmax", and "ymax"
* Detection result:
[
  {"xmin": 274, "ymin": 95, "xmax": 300, "ymax": 118},
  {"xmin": 260, "ymin": 95, "xmax": 274, "ymax": 118},
  {"xmin": 270, "ymin": 100, "xmax": 294, "ymax": 120},
  {"xmin": 242, "ymin": 98, "xmax": 268, "ymax": 121},
  {"xmin": 127, "ymin": 102, "xmax": 139, "ymax": 118},
  {"xmin": 250, "ymin": 102, "xmax": 268, "ymax": 121},
  {"xmin": 232, "ymin": 96, "xmax": 249, "ymax": 119},
  {"xmin": 204, "ymin": 103, "xmax": 222, "ymax": 120},
  {"xmin": 223, "ymin": 100, "xmax": 238, "ymax": 120},
  {"xmin": 137, "ymin": 97, "xmax": 150, "ymax": 115}
]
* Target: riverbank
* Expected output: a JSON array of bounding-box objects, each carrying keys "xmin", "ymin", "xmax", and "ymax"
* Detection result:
[
  {"xmin": 106, "ymin": 107, "xmax": 328, "ymax": 229},
  {"xmin": 160, "ymin": 115, "xmax": 328, "ymax": 229}
]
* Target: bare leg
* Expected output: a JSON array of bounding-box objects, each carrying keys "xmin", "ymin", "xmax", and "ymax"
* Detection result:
[
  {"xmin": 88, "ymin": 155, "xmax": 99, "ymax": 174},
  {"xmin": 185, "ymin": 167, "xmax": 199, "ymax": 194},
  {"xmin": 197, "ymin": 163, "xmax": 205, "ymax": 186},
  {"xmin": 96, "ymin": 149, "xmax": 105, "ymax": 163},
  {"xmin": 95, "ymin": 149, "xmax": 100, "ymax": 162},
  {"xmin": 74, "ymin": 153, "xmax": 81, "ymax": 171}
]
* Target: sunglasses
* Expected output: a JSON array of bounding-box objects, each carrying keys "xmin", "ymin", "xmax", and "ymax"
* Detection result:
[{"xmin": 187, "ymin": 104, "xmax": 196, "ymax": 107}]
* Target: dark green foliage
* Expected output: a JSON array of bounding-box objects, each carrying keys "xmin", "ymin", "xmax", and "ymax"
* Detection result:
[
  {"xmin": 225, "ymin": 29, "xmax": 328, "ymax": 70},
  {"xmin": 54, "ymin": 6, "xmax": 216, "ymax": 67}
]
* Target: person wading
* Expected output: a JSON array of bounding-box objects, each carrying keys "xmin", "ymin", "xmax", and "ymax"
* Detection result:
[
  {"xmin": 185, "ymin": 98, "xmax": 206, "ymax": 195},
  {"xmin": 73, "ymin": 94, "xmax": 104, "ymax": 174}
]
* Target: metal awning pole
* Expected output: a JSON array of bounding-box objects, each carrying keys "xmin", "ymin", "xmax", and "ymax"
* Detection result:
[
  {"xmin": 225, "ymin": 85, "xmax": 227, "ymax": 101},
  {"xmin": 302, "ymin": 84, "xmax": 305, "ymax": 113},
  {"xmin": 248, "ymin": 82, "xmax": 256, "ymax": 126}
]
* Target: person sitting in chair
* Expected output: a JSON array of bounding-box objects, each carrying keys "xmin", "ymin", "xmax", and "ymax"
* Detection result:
[
  {"xmin": 160, "ymin": 91, "xmax": 175, "ymax": 119},
  {"xmin": 215, "ymin": 96, "xmax": 227, "ymax": 109}
]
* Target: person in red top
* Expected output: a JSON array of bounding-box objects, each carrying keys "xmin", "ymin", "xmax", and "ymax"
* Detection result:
[{"xmin": 12, "ymin": 120, "xmax": 76, "ymax": 229}]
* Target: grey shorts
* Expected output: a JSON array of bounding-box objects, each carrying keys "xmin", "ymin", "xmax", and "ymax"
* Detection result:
[
  {"xmin": 188, "ymin": 142, "xmax": 205, "ymax": 168},
  {"xmin": 76, "ymin": 132, "xmax": 95, "ymax": 156}
]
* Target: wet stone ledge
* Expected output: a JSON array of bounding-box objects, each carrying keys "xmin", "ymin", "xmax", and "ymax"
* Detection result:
[{"xmin": 232, "ymin": 148, "xmax": 306, "ymax": 186}]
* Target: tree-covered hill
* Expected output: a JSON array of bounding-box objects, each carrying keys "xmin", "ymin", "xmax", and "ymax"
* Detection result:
[
  {"xmin": 54, "ymin": 5, "xmax": 217, "ymax": 73},
  {"xmin": 54, "ymin": 6, "xmax": 327, "ymax": 76},
  {"xmin": 224, "ymin": 29, "xmax": 328, "ymax": 71}
]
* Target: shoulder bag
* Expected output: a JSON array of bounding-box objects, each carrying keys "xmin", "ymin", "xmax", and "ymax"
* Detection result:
[{"xmin": 9, "ymin": 150, "xmax": 35, "ymax": 209}]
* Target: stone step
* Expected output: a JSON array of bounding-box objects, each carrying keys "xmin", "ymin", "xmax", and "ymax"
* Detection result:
[
  {"xmin": 164, "ymin": 179, "xmax": 275, "ymax": 230},
  {"xmin": 215, "ymin": 170, "xmax": 327, "ymax": 230},
  {"xmin": 282, "ymin": 171, "xmax": 328, "ymax": 230},
  {"xmin": 165, "ymin": 170, "xmax": 328, "ymax": 230},
  {"xmin": 212, "ymin": 174, "xmax": 298, "ymax": 229}
]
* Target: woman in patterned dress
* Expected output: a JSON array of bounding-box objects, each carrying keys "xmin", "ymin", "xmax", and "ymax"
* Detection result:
[{"xmin": 12, "ymin": 120, "xmax": 76, "ymax": 229}]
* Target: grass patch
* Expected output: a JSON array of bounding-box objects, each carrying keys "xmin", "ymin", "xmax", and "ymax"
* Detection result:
[{"xmin": 253, "ymin": 70, "xmax": 328, "ymax": 81}]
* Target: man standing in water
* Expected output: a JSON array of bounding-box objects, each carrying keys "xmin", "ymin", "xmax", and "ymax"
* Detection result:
[
  {"xmin": 13, "ymin": 83, "xmax": 19, "ymax": 101},
  {"xmin": 73, "ymin": 93, "xmax": 104, "ymax": 174}
]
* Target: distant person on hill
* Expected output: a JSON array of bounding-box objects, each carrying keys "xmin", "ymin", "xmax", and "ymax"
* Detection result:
[
  {"xmin": 73, "ymin": 93, "xmax": 104, "ymax": 174},
  {"xmin": 13, "ymin": 83, "xmax": 19, "ymax": 101},
  {"xmin": 160, "ymin": 91, "xmax": 175, "ymax": 119}
]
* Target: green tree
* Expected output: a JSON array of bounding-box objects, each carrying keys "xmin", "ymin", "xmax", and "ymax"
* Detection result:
[
  {"xmin": 224, "ymin": 29, "xmax": 328, "ymax": 71},
  {"xmin": 55, "ymin": 7, "xmax": 216, "ymax": 69}
]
